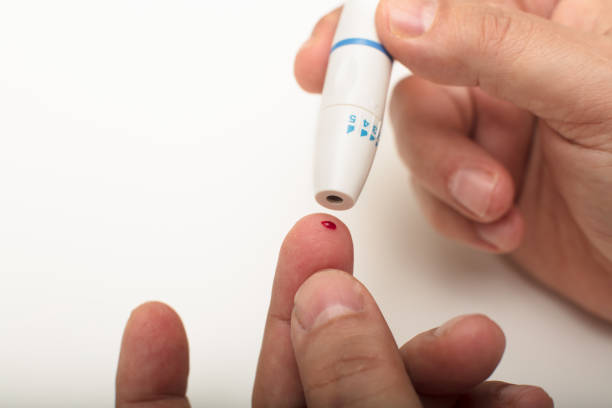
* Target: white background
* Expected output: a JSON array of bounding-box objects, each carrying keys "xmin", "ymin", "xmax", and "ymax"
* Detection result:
[{"xmin": 1, "ymin": 1, "xmax": 611, "ymax": 407}]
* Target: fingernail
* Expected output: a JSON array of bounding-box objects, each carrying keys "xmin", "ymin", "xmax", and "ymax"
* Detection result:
[
  {"xmin": 476, "ymin": 209, "xmax": 519, "ymax": 251},
  {"xmin": 434, "ymin": 315, "xmax": 468, "ymax": 337},
  {"xmin": 385, "ymin": 0, "xmax": 438, "ymax": 38},
  {"xmin": 477, "ymin": 221, "xmax": 509, "ymax": 250},
  {"xmin": 449, "ymin": 168, "xmax": 498, "ymax": 218},
  {"xmin": 293, "ymin": 270, "xmax": 364, "ymax": 331}
]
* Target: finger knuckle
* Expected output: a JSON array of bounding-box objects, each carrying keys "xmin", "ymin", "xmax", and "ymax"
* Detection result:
[
  {"xmin": 306, "ymin": 353, "xmax": 382, "ymax": 391},
  {"xmin": 464, "ymin": 4, "xmax": 536, "ymax": 92},
  {"xmin": 303, "ymin": 341, "xmax": 390, "ymax": 404},
  {"xmin": 477, "ymin": 6, "xmax": 515, "ymax": 56},
  {"xmin": 472, "ymin": 4, "xmax": 535, "ymax": 63}
]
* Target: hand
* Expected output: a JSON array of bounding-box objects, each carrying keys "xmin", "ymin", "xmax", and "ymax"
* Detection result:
[
  {"xmin": 295, "ymin": 0, "xmax": 612, "ymax": 322},
  {"xmin": 115, "ymin": 215, "xmax": 552, "ymax": 407},
  {"xmin": 250, "ymin": 214, "xmax": 551, "ymax": 407}
]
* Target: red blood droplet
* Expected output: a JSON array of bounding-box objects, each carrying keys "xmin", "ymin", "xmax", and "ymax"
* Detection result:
[{"xmin": 321, "ymin": 221, "xmax": 337, "ymax": 230}]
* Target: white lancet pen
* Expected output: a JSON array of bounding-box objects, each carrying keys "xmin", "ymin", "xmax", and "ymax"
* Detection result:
[{"xmin": 314, "ymin": 0, "xmax": 393, "ymax": 210}]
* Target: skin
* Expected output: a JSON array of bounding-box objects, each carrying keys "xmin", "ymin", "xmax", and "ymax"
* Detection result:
[
  {"xmin": 295, "ymin": 0, "xmax": 612, "ymax": 322},
  {"xmin": 117, "ymin": 215, "xmax": 552, "ymax": 408},
  {"xmin": 114, "ymin": 0, "xmax": 612, "ymax": 405}
]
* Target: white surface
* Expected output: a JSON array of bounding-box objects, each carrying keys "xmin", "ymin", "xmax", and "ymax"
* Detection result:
[{"xmin": 0, "ymin": 1, "xmax": 611, "ymax": 407}]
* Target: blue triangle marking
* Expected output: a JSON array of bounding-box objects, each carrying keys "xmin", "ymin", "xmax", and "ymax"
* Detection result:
[
  {"xmin": 347, "ymin": 125, "xmax": 355, "ymax": 134},
  {"xmin": 361, "ymin": 129, "xmax": 368, "ymax": 137},
  {"xmin": 370, "ymin": 135, "xmax": 375, "ymax": 141}
]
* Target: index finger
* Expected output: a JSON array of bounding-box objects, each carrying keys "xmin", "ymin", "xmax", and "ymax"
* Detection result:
[{"xmin": 252, "ymin": 214, "xmax": 354, "ymax": 407}]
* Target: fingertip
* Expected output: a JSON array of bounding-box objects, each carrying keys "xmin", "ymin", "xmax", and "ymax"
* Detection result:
[
  {"xmin": 294, "ymin": 8, "xmax": 341, "ymax": 94},
  {"xmin": 485, "ymin": 171, "xmax": 515, "ymax": 222},
  {"xmin": 274, "ymin": 213, "xmax": 353, "ymax": 306},
  {"xmin": 124, "ymin": 302, "xmax": 189, "ymax": 350},
  {"xmin": 401, "ymin": 314, "xmax": 506, "ymax": 395},
  {"xmin": 127, "ymin": 301, "xmax": 182, "ymax": 324},
  {"xmin": 475, "ymin": 206, "xmax": 525, "ymax": 253},
  {"xmin": 287, "ymin": 213, "xmax": 351, "ymax": 239},
  {"xmin": 457, "ymin": 382, "xmax": 554, "ymax": 408},
  {"xmin": 412, "ymin": 181, "xmax": 523, "ymax": 254},
  {"xmin": 436, "ymin": 314, "xmax": 506, "ymax": 357},
  {"xmin": 117, "ymin": 302, "xmax": 189, "ymax": 404},
  {"xmin": 122, "ymin": 302, "xmax": 188, "ymax": 356},
  {"xmin": 280, "ymin": 213, "xmax": 353, "ymax": 275},
  {"xmin": 446, "ymin": 165, "xmax": 515, "ymax": 224},
  {"xmin": 294, "ymin": 38, "xmax": 327, "ymax": 94},
  {"xmin": 499, "ymin": 385, "xmax": 554, "ymax": 408}
]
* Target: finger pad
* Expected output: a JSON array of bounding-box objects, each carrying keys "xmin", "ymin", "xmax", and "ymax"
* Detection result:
[
  {"xmin": 293, "ymin": 8, "xmax": 340, "ymax": 94},
  {"xmin": 117, "ymin": 302, "xmax": 189, "ymax": 402},
  {"xmin": 270, "ymin": 214, "xmax": 353, "ymax": 319},
  {"xmin": 514, "ymin": 387, "xmax": 555, "ymax": 408},
  {"xmin": 294, "ymin": 44, "xmax": 327, "ymax": 94}
]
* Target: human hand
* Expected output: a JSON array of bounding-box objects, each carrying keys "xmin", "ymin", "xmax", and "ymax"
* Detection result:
[
  {"xmin": 252, "ymin": 214, "xmax": 551, "ymax": 407},
  {"xmin": 115, "ymin": 215, "xmax": 552, "ymax": 407},
  {"xmin": 295, "ymin": 0, "xmax": 612, "ymax": 321}
]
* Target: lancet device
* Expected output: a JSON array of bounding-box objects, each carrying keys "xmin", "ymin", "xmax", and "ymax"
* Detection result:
[{"xmin": 314, "ymin": 0, "xmax": 393, "ymax": 210}]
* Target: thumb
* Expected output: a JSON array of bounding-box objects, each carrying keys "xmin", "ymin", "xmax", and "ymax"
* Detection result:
[
  {"xmin": 291, "ymin": 270, "xmax": 421, "ymax": 408},
  {"xmin": 376, "ymin": 0, "xmax": 612, "ymax": 139}
]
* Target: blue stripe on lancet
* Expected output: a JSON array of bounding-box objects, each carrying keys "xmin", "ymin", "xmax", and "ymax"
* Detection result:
[{"xmin": 330, "ymin": 38, "xmax": 393, "ymax": 61}]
